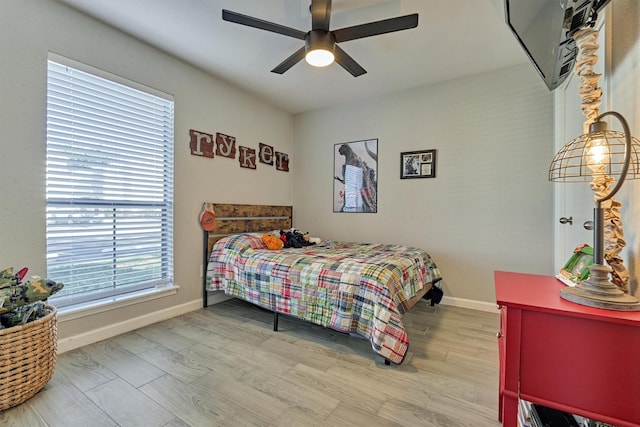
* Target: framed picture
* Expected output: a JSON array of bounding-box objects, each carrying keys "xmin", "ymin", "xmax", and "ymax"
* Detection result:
[
  {"xmin": 400, "ymin": 149, "xmax": 436, "ymax": 179},
  {"xmin": 333, "ymin": 139, "xmax": 378, "ymax": 213},
  {"xmin": 558, "ymin": 244, "xmax": 594, "ymax": 285}
]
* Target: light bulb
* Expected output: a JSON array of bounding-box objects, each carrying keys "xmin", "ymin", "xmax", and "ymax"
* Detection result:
[
  {"xmin": 305, "ymin": 49, "xmax": 334, "ymax": 67},
  {"xmin": 585, "ymin": 135, "xmax": 609, "ymax": 174},
  {"xmin": 586, "ymin": 136, "xmax": 609, "ymax": 169}
]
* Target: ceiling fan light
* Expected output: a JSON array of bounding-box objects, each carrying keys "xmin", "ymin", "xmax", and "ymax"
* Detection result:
[
  {"xmin": 305, "ymin": 48, "xmax": 334, "ymax": 67},
  {"xmin": 304, "ymin": 30, "xmax": 336, "ymax": 67}
]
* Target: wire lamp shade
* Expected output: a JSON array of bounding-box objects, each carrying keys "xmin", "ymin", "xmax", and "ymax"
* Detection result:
[{"xmin": 549, "ymin": 123, "xmax": 640, "ymax": 183}]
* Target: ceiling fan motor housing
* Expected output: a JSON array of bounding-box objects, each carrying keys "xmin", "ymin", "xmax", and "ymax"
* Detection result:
[{"xmin": 305, "ymin": 30, "xmax": 336, "ymax": 54}]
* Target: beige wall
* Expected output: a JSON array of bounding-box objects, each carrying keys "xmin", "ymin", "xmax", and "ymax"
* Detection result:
[
  {"xmin": 0, "ymin": 0, "xmax": 294, "ymax": 342},
  {"xmin": 292, "ymin": 64, "xmax": 555, "ymax": 304},
  {"xmin": 2, "ymin": 0, "xmax": 567, "ymax": 344}
]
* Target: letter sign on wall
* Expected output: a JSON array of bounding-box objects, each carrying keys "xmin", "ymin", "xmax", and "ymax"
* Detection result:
[
  {"xmin": 239, "ymin": 146, "xmax": 257, "ymax": 170},
  {"xmin": 189, "ymin": 129, "xmax": 288, "ymax": 172},
  {"xmin": 276, "ymin": 152, "xmax": 289, "ymax": 172},
  {"xmin": 189, "ymin": 129, "xmax": 215, "ymax": 158},
  {"xmin": 216, "ymin": 132, "xmax": 236, "ymax": 159},
  {"xmin": 259, "ymin": 143, "xmax": 274, "ymax": 165}
]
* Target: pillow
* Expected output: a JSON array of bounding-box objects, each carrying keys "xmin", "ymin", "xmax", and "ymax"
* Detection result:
[{"xmin": 212, "ymin": 233, "xmax": 266, "ymax": 256}]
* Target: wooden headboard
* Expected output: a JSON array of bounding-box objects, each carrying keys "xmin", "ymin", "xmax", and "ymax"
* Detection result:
[{"xmin": 202, "ymin": 203, "xmax": 292, "ymax": 306}]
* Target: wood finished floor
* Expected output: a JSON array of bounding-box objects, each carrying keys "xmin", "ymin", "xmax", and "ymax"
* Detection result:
[{"xmin": 0, "ymin": 299, "xmax": 501, "ymax": 427}]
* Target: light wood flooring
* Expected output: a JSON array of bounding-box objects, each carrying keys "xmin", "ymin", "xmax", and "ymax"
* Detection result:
[{"xmin": 0, "ymin": 298, "xmax": 502, "ymax": 426}]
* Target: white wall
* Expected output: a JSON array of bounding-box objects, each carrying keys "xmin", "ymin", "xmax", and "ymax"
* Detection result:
[
  {"xmin": 609, "ymin": 0, "xmax": 640, "ymax": 297},
  {"xmin": 0, "ymin": 0, "xmax": 294, "ymax": 342},
  {"xmin": 293, "ymin": 64, "xmax": 555, "ymax": 304}
]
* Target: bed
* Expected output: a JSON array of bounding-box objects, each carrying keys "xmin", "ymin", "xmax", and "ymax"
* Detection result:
[{"xmin": 202, "ymin": 203, "xmax": 442, "ymax": 364}]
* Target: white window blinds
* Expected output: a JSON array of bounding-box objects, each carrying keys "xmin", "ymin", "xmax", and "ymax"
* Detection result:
[{"xmin": 46, "ymin": 57, "xmax": 174, "ymax": 307}]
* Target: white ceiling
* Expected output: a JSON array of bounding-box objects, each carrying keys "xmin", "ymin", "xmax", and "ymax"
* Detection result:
[{"xmin": 58, "ymin": 0, "xmax": 531, "ymax": 114}]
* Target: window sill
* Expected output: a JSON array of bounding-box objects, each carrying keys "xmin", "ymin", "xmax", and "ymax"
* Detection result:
[{"xmin": 55, "ymin": 284, "xmax": 180, "ymax": 322}]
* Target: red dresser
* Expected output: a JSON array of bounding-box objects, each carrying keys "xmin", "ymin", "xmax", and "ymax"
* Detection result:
[{"xmin": 495, "ymin": 271, "xmax": 640, "ymax": 427}]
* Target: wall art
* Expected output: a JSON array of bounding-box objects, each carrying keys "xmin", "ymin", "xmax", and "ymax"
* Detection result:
[
  {"xmin": 333, "ymin": 139, "xmax": 378, "ymax": 213},
  {"xmin": 400, "ymin": 149, "xmax": 436, "ymax": 179},
  {"xmin": 188, "ymin": 129, "xmax": 289, "ymax": 172}
]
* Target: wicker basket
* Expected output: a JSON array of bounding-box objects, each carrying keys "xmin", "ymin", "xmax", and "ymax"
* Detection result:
[{"xmin": 0, "ymin": 306, "xmax": 57, "ymax": 411}]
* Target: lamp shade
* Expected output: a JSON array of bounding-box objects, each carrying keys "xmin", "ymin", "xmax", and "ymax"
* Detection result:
[{"xmin": 549, "ymin": 121, "xmax": 640, "ymax": 183}]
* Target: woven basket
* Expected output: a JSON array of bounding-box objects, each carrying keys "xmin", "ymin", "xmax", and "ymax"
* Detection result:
[{"xmin": 0, "ymin": 306, "xmax": 57, "ymax": 411}]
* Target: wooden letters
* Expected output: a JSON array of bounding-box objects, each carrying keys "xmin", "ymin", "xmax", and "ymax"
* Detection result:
[
  {"xmin": 239, "ymin": 146, "xmax": 256, "ymax": 169},
  {"xmin": 189, "ymin": 129, "xmax": 289, "ymax": 172},
  {"xmin": 216, "ymin": 132, "xmax": 236, "ymax": 158},
  {"xmin": 259, "ymin": 143, "xmax": 274, "ymax": 165},
  {"xmin": 189, "ymin": 129, "xmax": 215, "ymax": 158},
  {"xmin": 276, "ymin": 152, "xmax": 289, "ymax": 172}
]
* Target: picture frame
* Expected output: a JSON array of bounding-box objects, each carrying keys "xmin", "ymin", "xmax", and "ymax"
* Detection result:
[
  {"xmin": 558, "ymin": 244, "xmax": 594, "ymax": 285},
  {"xmin": 333, "ymin": 139, "xmax": 378, "ymax": 213},
  {"xmin": 400, "ymin": 149, "xmax": 436, "ymax": 179}
]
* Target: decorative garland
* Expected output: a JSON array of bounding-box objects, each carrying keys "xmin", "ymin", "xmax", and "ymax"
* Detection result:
[{"xmin": 573, "ymin": 28, "xmax": 630, "ymax": 293}]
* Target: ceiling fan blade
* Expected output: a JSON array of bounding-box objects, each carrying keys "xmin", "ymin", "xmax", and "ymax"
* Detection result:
[
  {"xmin": 311, "ymin": 0, "xmax": 332, "ymax": 31},
  {"xmin": 333, "ymin": 13, "xmax": 418, "ymax": 43},
  {"xmin": 334, "ymin": 45, "xmax": 367, "ymax": 77},
  {"xmin": 222, "ymin": 9, "xmax": 307, "ymax": 40},
  {"xmin": 271, "ymin": 47, "xmax": 306, "ymax": 74}
]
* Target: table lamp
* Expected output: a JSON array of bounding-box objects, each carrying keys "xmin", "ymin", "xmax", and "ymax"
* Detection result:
[{"xmin": 549, "ymin": 111, "xmax": 640, "ymax": 311}]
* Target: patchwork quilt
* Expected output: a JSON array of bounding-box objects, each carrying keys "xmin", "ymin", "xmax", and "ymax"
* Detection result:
[{"xmin": 206, "ymin": 233, "xmax": 442, "ymax": 364}]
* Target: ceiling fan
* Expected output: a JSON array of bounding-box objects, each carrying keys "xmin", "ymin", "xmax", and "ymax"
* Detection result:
[{"xmin": 222, "ymin": 0, "xmax": 419, "ymax": 77}]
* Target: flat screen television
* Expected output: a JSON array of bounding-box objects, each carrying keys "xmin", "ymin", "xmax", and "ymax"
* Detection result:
[{"xmin": 504, "ymin": 0, "xmax": 611, "ymax": 90}]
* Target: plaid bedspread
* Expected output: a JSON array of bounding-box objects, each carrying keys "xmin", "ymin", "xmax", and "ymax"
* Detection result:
[{"xmin": 206, "ymin": 233, "xmax": 442, "ymax": 364}]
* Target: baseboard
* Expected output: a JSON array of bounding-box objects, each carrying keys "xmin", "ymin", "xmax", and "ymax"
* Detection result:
[
  {"xmin": 440, "ymin": 295, "xmax": 498, "ymax": 313},
  {"xmin": 56, "ymin": 293, "xmax": 494, "ymax": 353},
  {"xmin": 57, "ymin": 299, "xmax": 202, "ymax": 354},
  {"xmin": 205, "ymin": 291, "xmax": 233, "ymax": 305}
]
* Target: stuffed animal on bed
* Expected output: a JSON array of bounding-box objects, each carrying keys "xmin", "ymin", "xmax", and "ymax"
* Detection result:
[
  {"xmin": 280, "ymin": 229, "xmax": 316, "ymax": 248},
  {"xmin": 262, "ymin": 233, "xmax": 284, "ymax": 250},
  {"xmin": 308, "ymin": 236, "xmax": 321, "ymax": 244}
]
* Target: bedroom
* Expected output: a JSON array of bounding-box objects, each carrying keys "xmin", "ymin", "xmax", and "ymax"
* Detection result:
[{"xmin": 1, "ymin": 0, "xmax": 639, "ymax": 425}]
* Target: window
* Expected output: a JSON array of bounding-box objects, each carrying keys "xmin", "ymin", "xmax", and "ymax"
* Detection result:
[{"xmin": 46, "ymin": 55, "xmax": 174, "ymax": 308}]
